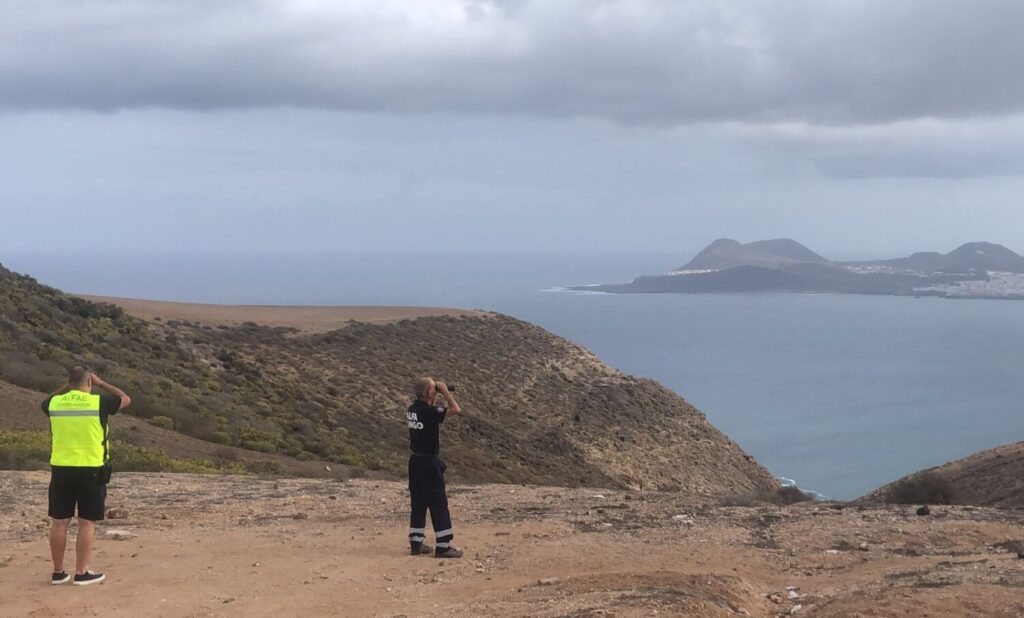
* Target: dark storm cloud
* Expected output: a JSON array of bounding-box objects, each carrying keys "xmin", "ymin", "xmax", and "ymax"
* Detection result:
[{"xmin": 3, "ymin": 0, "xmax": 1024, "ymax": 126}]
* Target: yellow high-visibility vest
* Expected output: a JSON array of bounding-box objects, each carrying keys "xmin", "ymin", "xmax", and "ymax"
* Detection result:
[{"xmin": 48, "ymin": 391, "xmax": 108, "ymax": 467}]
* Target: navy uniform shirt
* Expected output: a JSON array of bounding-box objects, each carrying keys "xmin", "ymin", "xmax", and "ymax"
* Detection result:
[{"xmin": 407, "ymin": 399, "xmax": 447, "ymax": 455}]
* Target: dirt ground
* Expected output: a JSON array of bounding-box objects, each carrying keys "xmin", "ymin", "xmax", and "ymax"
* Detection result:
[
  {"xmin": 77, "ymin": 296, "xmax": 488, "ymax": 333},
  {"xmin": 2, "ymin": 472, "xmax": 1023, "ymax": 617}
]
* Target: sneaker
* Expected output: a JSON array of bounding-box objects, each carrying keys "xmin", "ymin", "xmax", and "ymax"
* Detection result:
[
  {"xmin": 51, "ymin": 571, "xmax": 71, "ymax": 585},
  {"xmin": 435, "ymin": 546, "xmax": 464, "ymax": 558},
  {"xmin": 410, "ymin": 541, "xmax": 433, "ymax": 556},
  {"xmin": 72, "ymin": 571, "xmax": 105, "ymax": 586}
]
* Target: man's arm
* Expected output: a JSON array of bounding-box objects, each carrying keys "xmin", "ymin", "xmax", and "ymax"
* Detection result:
[
  {"xmin": 90, "ymin": 374, "xmax": 131, "ymax": 410},
  {"xmin": 436, "ymin": 382, "xmax": 461, "ymax": 416}
]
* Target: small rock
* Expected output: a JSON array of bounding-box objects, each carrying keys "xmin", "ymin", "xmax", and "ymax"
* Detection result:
[
  {"xmin": 537, "ymin": 577, "xmax": 560, "ymax": 586},
  {"xmin": 790, "ymin": 604, "xmax": 803, "ymax": 615},
  {"xmin": 328, "ymin": 496, "xmax": 337, "ymax": 501},
  {"xmin": 292, "ymin": 513, "xmax": 308, "ymax": 520},
  {"xmin": 767, "ymin": 593, "xmax": 783, "ymax": 604},
  {"xmin": 325, "ymin": 465, "xmax": 331, "ymax": 471},
  {"xmin": 223, "ymin": 597, "xmax": 235, "ymax": 604},
  {"xmin": 787, "ymin": 590, "xmax": 801, "ymax": 600},
  {"xmin": 106, "ymin": 508, "xmax": 129, "ymax": 520},
  {"xmin": 494, "ymin": 531, "xmax": 511, "ymax": 536},
  {"xmin": 592, "ymin": 494, "xmax": 606, "ymax": 500},
  {"xmin": 104, "ymin": 529, "xmax": 135, "ymax": 541},
  {"xmin": 916, "ymin": 505, "xmax": 931, "ymax": 516},
  {"xmin": 858, "ymin": 542, "xmax": 869, "ymax": 551},
  {"xmin": 252, "ymin": 562, "xmax": 260, "ymax": 567}
]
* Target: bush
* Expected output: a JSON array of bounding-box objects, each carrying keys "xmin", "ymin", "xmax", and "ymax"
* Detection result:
[
  {"xmin": 148, "ymin": 415, "xmax": 175, "ymax": 430},
  {"xmin": 209, "ymin": 431, "xmax": 233, "ymax": 445},
  {"xmin": 240, "ymin": 440, "xmax": 277, "ymax": 453},
  {"xmin": 0, "ymin": 431, "xmax": 247, "ymax": 474},
  {"xmin": 885, "ymin": 472, "xmax": 957, "ymax": 505},
  {"xmin": 245, "ymin": 460, "xmax": 283, "ymax": 475},
  {"xmin": 776, "ymin": 485, "xmax": 815, "ymax": 505},
  {"xmin": 111, "ymin": 442, "xmax": 246, "ymax": 474},
  {"xmin": 720, "ymin": 485, "xmax": 815, "ymax": 507},
  {"xmin": 0, "ymin": 430, "xmax": 50, "ymax": 470}
]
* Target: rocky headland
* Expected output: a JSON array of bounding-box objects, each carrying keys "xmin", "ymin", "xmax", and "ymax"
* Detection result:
[{"xmin": 576, "ymin": 239, "xmax": 1024, "ymax": 299}]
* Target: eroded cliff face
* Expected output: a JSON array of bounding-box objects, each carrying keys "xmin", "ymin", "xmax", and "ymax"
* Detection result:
[{"xmin": 0, "ymin": 262, "xmax": 775, "ymax": 494}]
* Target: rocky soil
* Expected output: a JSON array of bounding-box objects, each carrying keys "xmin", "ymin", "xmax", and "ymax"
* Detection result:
[{"xmin": 2, "ymin": 471, "xmax": 1023, "ymax": 617}]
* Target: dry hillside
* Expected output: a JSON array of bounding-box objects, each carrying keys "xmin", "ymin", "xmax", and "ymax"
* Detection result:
[
  {"xmin": 0, "ymin": 263, "xmax": 775, "ymax": 495},
  {"xmin": 864, "ymin": 441, "xmax": 1024, "ymax": 509}
]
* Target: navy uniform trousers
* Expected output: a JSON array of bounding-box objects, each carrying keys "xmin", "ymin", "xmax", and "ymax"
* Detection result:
[{"xmin": 408, "ymin": 453, "xmax": 454, "ymax": 548}]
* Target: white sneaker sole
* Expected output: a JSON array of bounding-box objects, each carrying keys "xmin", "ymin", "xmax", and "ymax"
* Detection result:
[{"xmin": 51, "ymin": 576, "xmax": 71, "ymax": 585}]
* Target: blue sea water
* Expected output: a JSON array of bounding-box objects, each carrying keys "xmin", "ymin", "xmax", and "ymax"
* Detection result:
[{"xmin": 6, "ymin": 251, "xmax": 1023, "ymax": 500}]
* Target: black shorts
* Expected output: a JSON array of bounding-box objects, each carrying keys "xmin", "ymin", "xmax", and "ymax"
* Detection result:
[{"xmin": 48, "ymin": 466, "xmax": 107, "ymax": 521}]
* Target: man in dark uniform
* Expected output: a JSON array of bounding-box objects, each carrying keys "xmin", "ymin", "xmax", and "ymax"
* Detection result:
[
  {"xmin": 41, "ymin": 365, "xmax": 131, "ymax": 585},
  {"xmin": 406, "ymin": 377, "xmax": 463, "ymax": 558}
]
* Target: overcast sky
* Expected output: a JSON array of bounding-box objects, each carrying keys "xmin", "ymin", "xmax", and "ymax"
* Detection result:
[{"xmin": 2, "ymin": 0, "xmax": 1024, "ymax": 259}]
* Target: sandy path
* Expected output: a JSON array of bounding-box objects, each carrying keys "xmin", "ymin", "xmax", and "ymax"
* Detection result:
[
  {"xmin": 2, "ymin": 472, "xmax": 1024, "ymax": 617},
  {"xmin": 78, "ymin": 296, "xmax": 489, "ymax": 333}
]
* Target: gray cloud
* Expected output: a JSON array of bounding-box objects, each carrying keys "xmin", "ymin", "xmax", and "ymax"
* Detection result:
[
  {"xmin": 731, "ymin": 116, "xmax": 1024, "ymax": 178},
  {"xmin": 3, "ymin": 0, "xmax": 1024, "ymax": 126}
]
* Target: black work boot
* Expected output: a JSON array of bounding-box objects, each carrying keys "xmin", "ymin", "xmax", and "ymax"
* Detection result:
[{"xmin": 410, "ymin": 541, "xmax": 433, "ymax": 555}]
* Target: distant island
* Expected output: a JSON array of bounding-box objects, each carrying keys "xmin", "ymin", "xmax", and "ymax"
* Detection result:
[{"xmin": 574, "ymin": 239, "xmax": 1024, "ymax": 299}]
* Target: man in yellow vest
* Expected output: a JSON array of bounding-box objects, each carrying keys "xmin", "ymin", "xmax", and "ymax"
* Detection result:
[{"xmin": 41, "ymin": 365, "xmax": 131, "ymax": 586}]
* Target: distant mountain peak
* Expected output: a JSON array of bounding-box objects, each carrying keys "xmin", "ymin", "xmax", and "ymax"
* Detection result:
[
  {"xmin": 678, "ymin": 238, "xmax": 829, "ymax": 271},
  {"xmin": 864, "ymin": 242, "xmax": 1024, "ymax": 274}
]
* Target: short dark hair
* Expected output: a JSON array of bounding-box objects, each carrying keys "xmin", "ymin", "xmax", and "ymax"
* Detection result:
[
  {"xmin": 68, "ymin": 365, "xmax": 90, "ymax": 385},
  {"xmin": 414, "ymin": 377, "xmax": 433, "ymax": 400}
]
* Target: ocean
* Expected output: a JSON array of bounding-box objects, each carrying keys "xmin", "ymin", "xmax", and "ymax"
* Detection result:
[{"xmin": 7, "ymin": 251, "xmax": 1023, "ymax": 500}]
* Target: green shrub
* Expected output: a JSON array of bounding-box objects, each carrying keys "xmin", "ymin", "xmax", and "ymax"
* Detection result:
[
  {"xmin": 148, "ymin": 415, "xmax": 175, "ymax": 430},
  {"xmin": 240, "ymin": 440, "xmax": 277, "ymax": 453},
  {"xmin": 719, "ymin": 485, "xmax": 815, "ymax": 507},
  {"xmin": 0, "ymin": 431, "xmax": 250, "ymax": 474},
  {"xmin": 111, "ymin": 442, "xmax": 247, "ymax": 474},
  {"xmin": 245, "ymin": 460, "xmax": 283, "ymax": 475},
  {"xmin": 209, "ymin": 431, "xmax": 232, "ymax": 445},
  {"xmin": 0, "ymin": 430, "xmax": 51, "ymax": 470},
  {"xmin": 885, "ymin": 472, "xmax": 957, "ymax": 505}
]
